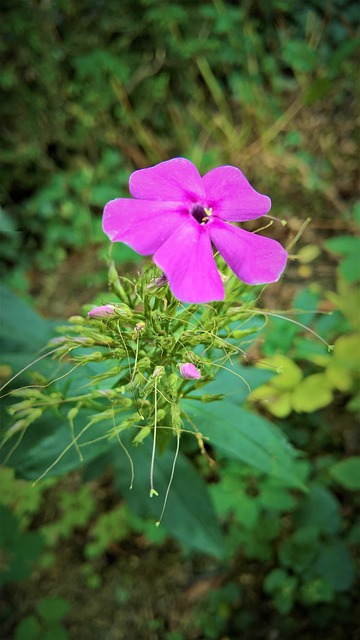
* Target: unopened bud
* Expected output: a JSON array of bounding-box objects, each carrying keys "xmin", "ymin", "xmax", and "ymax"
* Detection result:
[
  {"xmin": 69, "ymin": 316, "xmax": 85, "ymax": 324},
  {"xmin": 49, "ymin": 336, "xmax": 68, "ymax": 346},
  {"xmin": 146, "ymin": 273, "xmax": 168, "ymax": 293},
  {"xmin": 167, "ymin": 373, "xmax": 179, "ymax": 394},
  {"xmin": 88, "ymin": 304, "xmax": 116, "ymax": 318},
  {"xmin": 28, "ymin": 408, "xmax": 43, "ymax": 423},
  {"xmin": 67, "ymin": 407, "xmax": 79, "ymax": 421},
  {"xmin": 137, "ymin": 356, "xmax": 151, "ymax": 371},
  {"xmin": 152, "ymin": 366, "xmax": 165, "ymax": 379},
  {"xmin": 200, "ymin": 394, "xmax": 225, "ymax": 403},
  {"xmin": 171, "ymin": 404, "xmax": 182, "ymax": 429},
  {"xmin": 73, "ymin": 337, "xmax": 95, "ymax": 346},
  {"xmin": 81, "ymin": 351, "xmax": 107, "ymax": 362},
  {"xmin": 178, "ymin": 363, "xmax": 201, "ymax": 380}
]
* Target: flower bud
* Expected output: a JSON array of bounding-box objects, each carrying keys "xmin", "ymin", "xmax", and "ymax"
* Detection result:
[
  {"xmin": 49, "ymin": 336, "xmax": 68, "ymax": 346},
  {"xmin": 152, "ymin": 366, "xmax": 165, "ymax": 379},
  {"xmin": 81, "ymin": 351, "xmax": 107, "ymax": 362},
  {"xmin": 167, "ymin": 373, "xmax": 179, "ymax": 394},
  {"xmin": 178, "ymin": 363, "xmax": 201, "ymax": 380},
  {"xmin": 88, "ymin": 304, "xmax": 116, "ymax": 318},
  {"xmin": 73, "ymin": 337, "xmax": 95, "ymax": 346},
  {"xmin": 146, "ymin": 273, "xmax": 168, "ymax": 293},
  {"xmin": 69, "ymin": 315, "xmax": 86, "ymax": 324},
  {"xmin": 171, "ymin": 404, "xmax": 182, "ymax": 430},
  {"xmin": 67, "ymin": 407, "xmax": 79, "ymax": 421},
  {"xmin": 137, "ymin": 356, "xmax": 151, "ymax": 371},
  {"xmin": 200, "ymin": 394, "xmax": 225, "ymax": 403}
]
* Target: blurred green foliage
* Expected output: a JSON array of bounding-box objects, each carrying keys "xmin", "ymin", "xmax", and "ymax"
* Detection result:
[
  {"xmin": 1, "ymin": 0, "xmax": 358, "ymax": 290},
  {"xmin": 14, "ymin": 596, "xmax": 69, "ymax": 640},
  {"xmin": 0, "ymin": 0, "xmax": 359, "ymax": 638},
  {"xmin": 249, "ymin": 274, "xmax": 360, "ymax": 417}
]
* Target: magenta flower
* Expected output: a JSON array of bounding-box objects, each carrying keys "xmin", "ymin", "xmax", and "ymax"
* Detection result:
[
  {"xmin": 179, "ymin": 363, "xmax": 201, "ymax": 380},
  {"xmin": 88, "ymin": 304, "xmax": 116, "ymax": 318},
  {"xmin": 103, "ymin": 158, "xmax": 287, "ymax": 303}
]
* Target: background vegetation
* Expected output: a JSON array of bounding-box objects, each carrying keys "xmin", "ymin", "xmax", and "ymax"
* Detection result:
[{"xmin": 0, "ymin": 0, "xmax": 359, "ymax": 638}]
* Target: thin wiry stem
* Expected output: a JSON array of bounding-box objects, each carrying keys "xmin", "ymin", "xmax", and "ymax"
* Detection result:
[
  {"xmin": 0, "ymin": 347, "xmax": 65, "ymax": 393},
  {"xmin": 156, "ymin": 430, "xmax": 180, "ymax": 527},
  {"xmin": 112, "ymin": 409, "xmax": 134, "ymax": 490},
  {"xmin": 149, "ymin": 377, "xmax": 159, "ymax": 497}
]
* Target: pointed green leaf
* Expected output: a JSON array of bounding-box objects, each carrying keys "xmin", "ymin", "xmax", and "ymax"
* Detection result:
[
  {"xmin": 329, "ymin": 457, "xmax": 360, "ymax": 491},
  {"xmin": 183, "ymin": 400, "xmax": 304, "ymax": 489}
]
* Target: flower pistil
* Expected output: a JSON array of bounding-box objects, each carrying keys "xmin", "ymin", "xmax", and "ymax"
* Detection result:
[{"xmin": 191, "ymin": 205, "xmax": 212, "ymax": 225}]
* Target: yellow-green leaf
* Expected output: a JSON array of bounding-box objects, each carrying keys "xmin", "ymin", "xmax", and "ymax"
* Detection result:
[{"xmin": 292, "ymin": 374, "xmax": 333, "ymax": 413}]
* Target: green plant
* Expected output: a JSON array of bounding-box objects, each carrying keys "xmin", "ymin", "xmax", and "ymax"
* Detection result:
[
  {"xmin": 0, "ymin": 505, "xmax": 44, "ymax": 586},
  {"xmin": 14, "ymin": 597, "xmax": 70, "ymax": 640},
  {"xmin": 1, "ymin": 0, "xmax": 358, "ymax": 293},
  {"xmin": 249, "ymin": 270, "xmax": 360, "ymax": 418}
]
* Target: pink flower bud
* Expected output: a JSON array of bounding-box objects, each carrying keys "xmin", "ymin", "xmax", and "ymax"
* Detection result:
[
  {"xmin": 146, "ymin": 273, "xmax": 168, "ymax": 291},
  {"xmin": 88, "ymin": 304, "xmax": 116, "ymax": 318},
  {"xmin": 179, "ymin": 363, "xmax": 201, "ymax": 380}
]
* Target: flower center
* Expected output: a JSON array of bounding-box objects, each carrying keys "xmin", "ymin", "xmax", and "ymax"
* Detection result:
[{"xmin": 191, "ymin": 205, "xmax": 212, "ymax": 225}]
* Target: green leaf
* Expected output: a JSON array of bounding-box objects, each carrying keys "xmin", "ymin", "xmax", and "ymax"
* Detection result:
[
  {"xmin": 300, "ymin": 577, "xmax": 333, "ymax": 604},
  {"xmin": 210, "ymin": 471, "xmax": 260, "ymax": 529},
  {"xmin": 291, "ymin": 374, "xmax": 333, "ymax": 413},
  {"xmin": 0, "ymin": 505, "xmax": 44, "ymax": 585},
  {"xmin": 183, "ymin": 400, "xmax": 304, "ymax": 489},
  {"xmin": 279, "ymin": 526, "xmax": 320, "ymax": 573},
  {"xmin": 36, "ymin": 597, "xmax": 70, "ymax": 623},
  {"xmin": 293, "ymin": 338, "xmax": 330, "ymax": 367},
  {"xmin": 325, "ymin": 236, "xmax": 359, "ymax": 257},
  {"xmin": 329, "ymin": 457, "xmax": 360, "ymax": 491},
  {"xmin": 303, "ymin": 77, "xmax": 332, "ymax": 106},
  {"xmin": 1, "ymin": 410, "xmax": 116, "ymax": 481},
  {"xmin": 114, "ymin": 444, "xmax": 224, "ymax": 558},
  {"xmin": 190, "ymin": 362, "xmax": 273, "ymax": 405},
  {"xmin": 261, "ymin": 355, "xmax": 303, "ymax": 391},
  {"xmin": 264, "ymin": 568, "xmax": 289, "ymax": 592},
  {"xmin": 0, "ymin": 285, "xmax": 53, "ymax": 362},
  {"xmin": 42, "ymin": 627, "xmax": 68, "ymax": 640},
  {"xmin": 296, "ymin": 485, "xmax": 341, "ymax": 535},
  {"xmin": 264, "ymin": 568, "xmax": 298, "ymax": 613},
  {"xmin": 333, "ymin": 333, "xmax": 360, "ymax": 368},
  {"xmin": 282, "ymin": 39, "xmax": 318, "ymax": 73},
  {"xmin": 314, "ymin": 541, "xmax": 355, "ymax": 591},
  {"xmin": 325, "ymin": 236, "xmax": 360, "ymax": 283},
  {"xmin": 0, "ymin": 207, "xmax": 16, "ymax": 233},
  {"xmin": 250, "ymin": 385, "xmax": 293, "ymax": 418},
  {"xmin": 15, "ymin": 615, "xmax": 41, "ymax": 640},
  {"xmin": 259, "ymin": 485, "xmax": 296, "ymax": 511}
]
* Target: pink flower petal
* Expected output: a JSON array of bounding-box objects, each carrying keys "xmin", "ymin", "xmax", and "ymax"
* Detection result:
[
  {"xmin": 153, "ymin": 221, "xmax": 224, "ymax": 303},
  {"xmin": 103, "ymin": 199, "xmax": 187, "ymax": 255},
  {"xmin": 209, "ymin": 219, "xmax": 287, "ymax": 284},
  {"xmin": 129, "ymin": 158, "xmax": 205, "ymax": 203},
  {"xmin": 203, "ymin": 166, "xmax": 271, "ymax": 221}
]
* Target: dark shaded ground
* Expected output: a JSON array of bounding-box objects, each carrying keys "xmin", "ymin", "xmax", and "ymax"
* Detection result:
[{"xmin": 2, "ymin": 481, "xmax": 359, "ymax": 640}]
